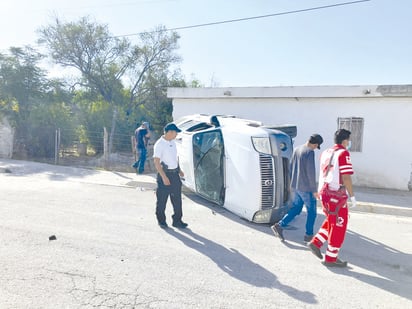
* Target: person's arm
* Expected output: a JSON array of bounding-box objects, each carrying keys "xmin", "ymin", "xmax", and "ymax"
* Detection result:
[
  {"xmin": 307, "ymin": 151, "xmax": 318, "ymax": 193},
  {"xmin": 134, "ymin": 130, "xmax": 139, "ymax": 144},
  {"xmin": 342, "ymin": 174, "xmax": 356, "ymax": 207},
  {"xmin": 154, "ymin": 157, "xmax": 170, "ymax": 185},
  {"xmin": 143, "ymin": 129, "xmax": 150, "ymax": 147},
  {"xmin": 338, "ymin": 149, "xmax": 354, "ymax": 197},
  {"xmin": 342, "ymin": 174, "xmax": 353, "ymax": 197},
  {"xmin": 179, "ymin": 166, "xmax": 184, "ymax": 178}
]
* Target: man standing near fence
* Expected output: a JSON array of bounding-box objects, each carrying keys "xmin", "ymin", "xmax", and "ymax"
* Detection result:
[{"xmin": 132, "ymin": 122, "xmax": 150, "ymax": 174}]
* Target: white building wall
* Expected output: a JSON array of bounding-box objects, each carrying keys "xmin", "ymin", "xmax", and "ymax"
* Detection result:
[{"xmin": 170, "ymin": 87, "xmax": 412, "ymax": 190}]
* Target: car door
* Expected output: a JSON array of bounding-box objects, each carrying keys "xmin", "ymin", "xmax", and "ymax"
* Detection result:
[{"xmin": 192, "ymin": 130, "xmax": 225, "ymax": 205}]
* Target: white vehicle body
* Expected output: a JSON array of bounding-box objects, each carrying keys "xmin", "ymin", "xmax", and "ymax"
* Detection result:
[{"xmin": 175, "ymin": 114, "xmax": 296, "ymax": 224}]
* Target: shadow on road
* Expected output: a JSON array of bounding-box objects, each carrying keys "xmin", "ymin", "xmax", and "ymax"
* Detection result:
[
  {"xmin": 165, "ymin": 227, "xmax": 317, "ymax": 304},
  {"xmin": 342, "ymin": 230, "xmax": 412, "ymax": 301},
  {"xmin": 280, "ymin": 213, "xmax": 412, "ymax": 302},
  {"xmin": 182, "ymin": 187, "xmax": 412, "ymax": 303},
  {"xmin": 182, "ymin": 190, "xmax": 273, "ymax": 232}
]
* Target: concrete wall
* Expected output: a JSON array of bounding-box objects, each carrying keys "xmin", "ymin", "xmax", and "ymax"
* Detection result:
[
  {"xmin": 169, "ymin": 86, "xmax": 412, "ymax": 190},
  {"xmin": 0, "ymin": 117, "xmax": 14, "ymax": 158}
]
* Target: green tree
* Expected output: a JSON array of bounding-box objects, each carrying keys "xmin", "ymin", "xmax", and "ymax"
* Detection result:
[
  {"xmin": 134, "ymin": 70, "xmax": 187, "ymax": 134},
  {"xmin": 73, "ymin": 91, "xmax": 112, "ymax": 154},
  {"xmin": 0, "ymin": 47, "xmax": 47, "ymax": 124},
  {"xmin": 0, "ymin": 46, "xmax": 76, "ymax": 158},
  {"xmin": 38, "ymin": 17, "xmax": 181, "ymax": 153}
]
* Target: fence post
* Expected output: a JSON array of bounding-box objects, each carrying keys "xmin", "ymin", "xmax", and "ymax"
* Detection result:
[
  {"xmin": 103, "ymin": 127, "xmax": 109, "ymax": 169},
  {"xmin": 131, "ymin": 135, "xmax": 137, "ymax": 162},
  {"xmin": 54, "ymin": 128, "xmax": 60, "ymax": 165}
]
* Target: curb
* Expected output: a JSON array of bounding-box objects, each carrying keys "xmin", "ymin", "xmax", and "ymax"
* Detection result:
[
  {"xmin": 130, "ymin": 176, "xmax": 411, "ymax": 219},
  {"xmin": 316, "ymin": 201, "xmax": 412, "ymax": 218},
  {"xmin": 352, "ymin": 202, "xmax": 412, "ymax": 217},
  {"xmin": 2, "ymin": 160, "xmax": 411, "ymax": 218}
]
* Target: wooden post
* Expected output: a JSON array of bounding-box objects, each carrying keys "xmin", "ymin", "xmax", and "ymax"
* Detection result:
[
  {"xmin": 103, "ymin": 127, "xmax": 109, "ymax": 169},
  {"xmin": 54, "ymin": 128, "xmax": 60, "ymax": 165}
]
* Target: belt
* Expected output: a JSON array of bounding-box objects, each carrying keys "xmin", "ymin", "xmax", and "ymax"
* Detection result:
[
  {"xmin": 165, "ymin": 168, "xmax": 179, "ymax": 173},
  {"xmin": 325, "ymin": 184, "xmax": 346, "ymax": 191}
]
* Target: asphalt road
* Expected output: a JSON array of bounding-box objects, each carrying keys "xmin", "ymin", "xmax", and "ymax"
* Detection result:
[{"xmin": 0, "ymin": 161, "xmax": 411, "ymax": 308}]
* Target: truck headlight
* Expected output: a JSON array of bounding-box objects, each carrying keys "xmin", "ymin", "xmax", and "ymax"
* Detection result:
[
  {"xmin": 279, "ymin": 142, "xmax": 287, "ymax": 151},
  {"xmin": 251, "ymin": 137, "xmax": 271, "ymax": 154},
  {"xmin": 252, "ymin": 209, "xmax": 273, "ymax": 223}
]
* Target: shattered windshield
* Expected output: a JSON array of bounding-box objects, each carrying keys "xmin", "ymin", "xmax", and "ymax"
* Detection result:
[{"xmin": 193, "ymin": 130, "xmax": 225, "ymax": 205}]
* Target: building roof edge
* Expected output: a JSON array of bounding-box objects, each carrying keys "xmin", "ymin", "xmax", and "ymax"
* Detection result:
[{"xmin": 167, "ymin": 85, "xmax": 412, "ymax": 99}]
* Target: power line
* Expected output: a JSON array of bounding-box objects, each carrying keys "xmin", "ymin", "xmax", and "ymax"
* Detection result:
[{"xmin": 114, "ymin": 0, "xmax": 371, "ymax": 37}]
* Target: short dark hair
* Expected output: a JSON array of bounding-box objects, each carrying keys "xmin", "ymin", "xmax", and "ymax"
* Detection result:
[
  {"xmin": 308, "ymin": 134, "xmax": 323, "ymax": 149},
  {"xmin": 334, "ymin": 129, "xmax": 351, "ymax": 144}
]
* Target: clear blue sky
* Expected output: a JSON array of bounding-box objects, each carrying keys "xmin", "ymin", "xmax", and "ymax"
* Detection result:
[{"xmin": 1, "ymin": 0, "xmax": 411, "ymax": 87}]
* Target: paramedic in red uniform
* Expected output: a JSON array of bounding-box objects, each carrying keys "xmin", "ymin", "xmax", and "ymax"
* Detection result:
[{"xmin": 308, "ymin": 129, "xmax": 356, "ymax": 267}]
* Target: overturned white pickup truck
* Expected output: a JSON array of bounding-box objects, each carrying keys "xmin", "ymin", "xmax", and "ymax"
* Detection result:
[{"xmin": 174, "ymin": 114, "xmax": 296, "ymax": 224}]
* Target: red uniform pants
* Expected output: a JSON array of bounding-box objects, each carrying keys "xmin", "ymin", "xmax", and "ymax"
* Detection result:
[{"xmin": 312, "ymin": 198, "xmax": 349, "ymax": 262}]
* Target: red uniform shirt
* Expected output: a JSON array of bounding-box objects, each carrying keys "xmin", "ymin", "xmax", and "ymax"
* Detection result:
[{"xmin": 318, "ymin": 144, "xmax": 354, "ymax": 191}]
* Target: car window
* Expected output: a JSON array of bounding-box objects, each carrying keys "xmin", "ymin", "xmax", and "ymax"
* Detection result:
[{"xmin": 193, "ymin": 130, "xmax": 225, "ymax": 205}]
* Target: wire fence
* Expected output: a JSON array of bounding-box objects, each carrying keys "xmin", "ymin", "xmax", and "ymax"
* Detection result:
[{"xmin": 51, "ymin": 127, "xmax": 155, "ymax": 173}]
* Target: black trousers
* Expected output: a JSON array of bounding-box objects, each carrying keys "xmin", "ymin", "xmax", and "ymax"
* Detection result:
[{"xmin": 155, "ymin": 171, "xmax": 183, "ymax": 224}]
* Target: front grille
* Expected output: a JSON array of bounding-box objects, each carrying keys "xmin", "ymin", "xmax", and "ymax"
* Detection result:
[
  {"xmin": 282, "ymin": 157, "xmax": 290, "ymax": 203},
  {"xmin": 259, "ymin": 154, "xmax": 275, "ymax": 209}
]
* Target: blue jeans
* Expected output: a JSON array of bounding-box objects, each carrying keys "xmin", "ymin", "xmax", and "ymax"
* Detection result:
[
  {"xmin": 279, "ymin": 190, "xmax": 317, "ymax": 236},
  {"xmin": 133, "ymin": 147, "xmax": 147, "ymax": 173}
]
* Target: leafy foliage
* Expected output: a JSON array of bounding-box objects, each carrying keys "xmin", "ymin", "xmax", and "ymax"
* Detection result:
[
  {"xmin": 0, "ymin": 46, "xmax": 76, "ymax": 158},
  {"xmin": 0, "ymin": 17, "xmax": 197, "ymax": 161},
  {"xmin": 38, "ymin": 17, "xmax": 182, "ymax": 153}
]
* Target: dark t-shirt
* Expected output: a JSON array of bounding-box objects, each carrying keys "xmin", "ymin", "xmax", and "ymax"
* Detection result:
[
  {"xmin": 135, "ymin": 128, "xmax": 148, "ymax": 149},
  {"xmin": 289, "ymin": 144, "xmax": 317, "ymax": 192}
]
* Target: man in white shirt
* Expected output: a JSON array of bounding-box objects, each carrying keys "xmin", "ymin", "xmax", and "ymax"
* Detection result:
[{"xmin": 153, "ymin": 123, "xmax": 187, "ymax": 229}]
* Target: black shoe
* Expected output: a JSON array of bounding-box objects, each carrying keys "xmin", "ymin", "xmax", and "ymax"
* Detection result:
[
  {"xmin": 308, "ymin": 242, "xmax": 323, "ymax": 259},
  {"xmin": 158, "ymin": 222, "xmax": 168, "ymax": 229},
  {"xmin": 304, "ymin": 234, "xmax": 313, "ymax": 242},
  {"xmin": 322, "ymin": 258, "xmax": 348, "ymax": 268},
  {"xmin": 172, "ymin": 221, "xmax": 188, "ymax": 229},
  {"xmin": 271, "ymin": 223, "xmax": 284, "ymax": 241}
]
